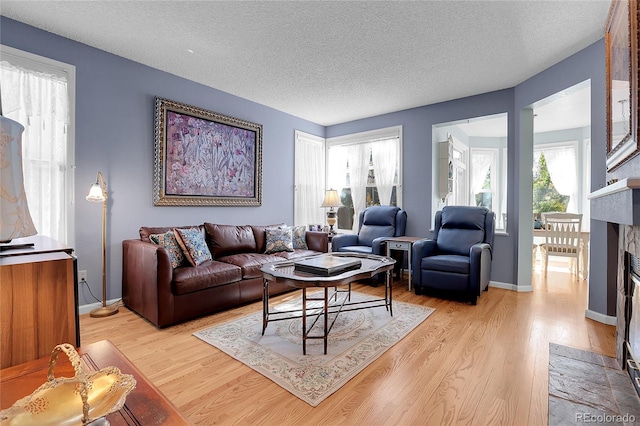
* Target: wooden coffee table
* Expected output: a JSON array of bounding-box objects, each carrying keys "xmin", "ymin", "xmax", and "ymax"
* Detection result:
[
  {"xmin": 261, "ymin": 252, "xmax": 395, "ymax": 355},
  {"xmin": 0, "ymin": 339, "xmax": 189, "ymax": 425}
]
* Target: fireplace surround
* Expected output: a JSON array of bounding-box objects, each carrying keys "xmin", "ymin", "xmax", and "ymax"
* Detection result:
[{"xmin": 590, "ymin": 178, "xmax": 640, "ymax": 399}]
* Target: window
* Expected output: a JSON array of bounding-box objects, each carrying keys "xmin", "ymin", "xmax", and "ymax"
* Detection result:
[
  {"xmin": 0, "ymin": 45, "xmax": 75, "ymax": 245},
  {"xmin": 433, "ymin": 113, "xmax": 508, "ymax": 230},
  {"xmin": 533, "ymin": 142, "xmax": 578, "ymax": 217},
  {"xmin": 294, "ymin": 131, "xmax": 326, "ymax": 227},
  {"xmin": 326, "ymin": 126, "xmax": 402, "ymax": 232},
  {"xmin": 470, "ymin": 148, "xmax": 498, "ymax": 210}
]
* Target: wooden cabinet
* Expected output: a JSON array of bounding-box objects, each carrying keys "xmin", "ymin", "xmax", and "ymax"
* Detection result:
[{"xmin": 0, "ymin": 236, "xmax": 79, "ymax": 369}]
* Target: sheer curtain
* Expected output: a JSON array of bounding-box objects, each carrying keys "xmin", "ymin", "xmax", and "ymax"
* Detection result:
[
  {"xmin": 347, "ymin": 143, "xmax": 369, "ymax": 232},
  {"xmin": 1, "ymin": 60, "xmax": 69, "ymax": 243},
  {"xmin": 543, "ymin": 145, "xmax": 578, "ymax": 212},
  {"xmin": 371, "ymin": 138, "xmax": 398, "ymax": 205},
  {"xmin": 294, "ymin": 132, "xmax": 325, "ymax": 227},
  {"xmin": 470, "ymin": 150, "xmax": 495, "ymax": 196}
]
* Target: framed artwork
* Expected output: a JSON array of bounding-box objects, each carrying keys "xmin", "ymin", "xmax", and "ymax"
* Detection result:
[
  {"xmin": 153, "ymin": 97, "xmax": 262, "ymax": 206},
  {"xmin": 605, "ymin": 0, "xmax": 639, "ymax": 171}
]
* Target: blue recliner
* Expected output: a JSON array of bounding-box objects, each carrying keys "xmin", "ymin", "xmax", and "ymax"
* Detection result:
[
  {"xmin": 332, "ymin": 205, "xmax": 407, "ymax": 256},
  {"xmin": 412, "ymin": 206, "xmax": 495, "ymax": 305}
]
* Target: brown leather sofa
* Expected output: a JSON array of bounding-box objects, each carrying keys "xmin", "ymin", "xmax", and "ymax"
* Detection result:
[{"xmin": 122, "ymin": 223, "xmax": 328, "ymax": 327}]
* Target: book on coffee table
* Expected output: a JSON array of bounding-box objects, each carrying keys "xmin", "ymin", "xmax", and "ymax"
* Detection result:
[{"xmin": 294, "ymin": 256, "xmax": 362, "ymax": 276}]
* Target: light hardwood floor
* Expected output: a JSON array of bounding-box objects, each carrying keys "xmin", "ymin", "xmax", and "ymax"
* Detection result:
[{"xmin": 80, "ymin": 261, "xmax": 615, "ymax": 425}]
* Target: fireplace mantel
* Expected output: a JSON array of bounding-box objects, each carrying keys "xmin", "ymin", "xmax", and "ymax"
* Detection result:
[{"xmin": 589, "ymin": 178, "xmax": 640, "ymax": 225}]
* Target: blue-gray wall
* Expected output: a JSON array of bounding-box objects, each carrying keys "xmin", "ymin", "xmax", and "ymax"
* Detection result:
[
  {"xmin": 2, "ymin": 17, "xmax": 613, "ymax": 318},
  {"xmin": 327, "ymin": 40, "xmax": 611, "ymax": 315},
  {"xmin": 1, "ymin": 17, "xmax": 324, "ymax": 305}
]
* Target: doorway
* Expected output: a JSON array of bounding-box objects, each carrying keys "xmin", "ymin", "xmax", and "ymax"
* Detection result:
[{"xmin": 531, "ymin": 80, "xmax": 591, "ymax": 278}]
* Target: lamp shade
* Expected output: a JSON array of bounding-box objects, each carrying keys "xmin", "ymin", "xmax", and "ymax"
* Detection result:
[
  {"xmin": 320, "ymin": 189, "xmax": 342, "ymax": 208},
  {"xmin": 86, "ymin": 183, "xmax": 105, "ymax": 203},
  {"xmin": 86, "ymin": 172, "xmax": 107, "ymax": 203},
  {"xmin": 0, "ymin": 116, "xmax": 37, "ymax": 242}
]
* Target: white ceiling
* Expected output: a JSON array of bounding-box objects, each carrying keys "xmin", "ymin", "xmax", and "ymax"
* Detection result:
[{"xmin": 1, "ymin": 1, "xmax": 609, "ymax": 127}]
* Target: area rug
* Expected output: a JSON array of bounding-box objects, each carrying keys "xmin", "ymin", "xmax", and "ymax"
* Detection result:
[{"xmin": 194, "ymin": 291, "xmax": 434, "ymax": 406}]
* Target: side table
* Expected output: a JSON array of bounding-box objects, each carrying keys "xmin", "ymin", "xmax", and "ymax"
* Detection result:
[
  {"xmin": 0, "ymin": 339, "xmax": 190, "ymax": 425},
  {"xmin": 385, "ymin": 236, "xmax": 424, "ymax": 292}
]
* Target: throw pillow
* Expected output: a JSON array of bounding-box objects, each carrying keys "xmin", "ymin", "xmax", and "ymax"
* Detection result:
[
  {"xmin": 264, "ymin": 227, "xmax": 294, "ymax": 254},
  {"xmin": 149, "ymin": 230, "xmax": 185, "ymax": 269},
  {"xmin": 289, "ymin": 225, "xmax": 308, "ymax": 249},
  {"xmin": 174, "ymin": 227, "xmax": 213, "ymax": 266}
]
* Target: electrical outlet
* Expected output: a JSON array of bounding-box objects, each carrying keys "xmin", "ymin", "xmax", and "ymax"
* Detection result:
[{"xmin": 78, "ymin": 270, "xmax": 88, "ymax": 283}]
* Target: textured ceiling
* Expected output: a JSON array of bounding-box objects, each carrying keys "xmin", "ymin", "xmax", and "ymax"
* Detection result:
[{"xmin": 1, "ymin": 1, "xmax": 610, "ymax": 126}]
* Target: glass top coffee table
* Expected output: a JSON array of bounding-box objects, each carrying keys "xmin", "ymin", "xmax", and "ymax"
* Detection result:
[{"xmin": 260, "ymin": 252, "xmax": 395, "ymax": 355}]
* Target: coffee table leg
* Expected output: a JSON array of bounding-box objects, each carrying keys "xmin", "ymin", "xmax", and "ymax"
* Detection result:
[
  {"xmin": 302, "ymin": 288, "xmax": 307, "ymax": 356},
  {"xmin": 387, "ymin": 270, "xmax": 393, "ymax": 317},
  {"xmin": 324, "ymin": 287, "xmax": 329, "ymax": 355},
  {"xmin": 262, "ymin": 278, "xmax": 269, "ymax": 335}
]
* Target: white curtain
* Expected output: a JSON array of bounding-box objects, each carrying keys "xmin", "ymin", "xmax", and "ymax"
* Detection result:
[
  {"xmin": 347, "ymin": 143, "xmax": 369, "ymax": 232},
  {"xmin": 543, "ymin": 145, "xmax": 578, "ymax": 213},
  {"xmin": 470, "ymin": 150, "xmax": 495, "ymax": 195},
  {"xmin": 294, "ymin": 133, "xmax": 325, "ymax": 227},
  {"xmin": 1, "ymin": 61, "xmax": 69, "ymax": 243},
  {"xmin": 371, "ymin": 138, "xmax": 398, "ymax": 205}
]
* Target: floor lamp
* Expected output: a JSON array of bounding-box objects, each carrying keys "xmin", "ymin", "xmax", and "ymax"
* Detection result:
[{"xmin": 86, "ymin": 171, "xmax": 118, "ymax": 317}]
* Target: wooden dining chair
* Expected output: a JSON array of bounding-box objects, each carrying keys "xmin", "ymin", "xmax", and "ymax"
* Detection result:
[{"xmin": 539, "ymin": 212, "xmax": 583, "ymax": 277}]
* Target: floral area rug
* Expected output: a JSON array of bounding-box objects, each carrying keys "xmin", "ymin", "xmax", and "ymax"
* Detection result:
[{"xmin": 193, "ymin": 291, "xmax": 434, "ymax": 406}]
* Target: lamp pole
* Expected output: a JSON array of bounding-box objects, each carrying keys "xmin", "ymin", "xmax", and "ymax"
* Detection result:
[{"xmin": 89, "ymin": 172, "xmax": 118, "ymax": 317}]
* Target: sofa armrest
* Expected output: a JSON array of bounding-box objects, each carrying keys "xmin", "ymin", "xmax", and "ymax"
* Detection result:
[
  {"xmin": 122, "ymin": 239, "xmax": 174, "ymax": 327},
  {"xmin": 412, "ymin": 238, "xmax": 437, "ymax": 259},
  {"xmin": 412, "ymin": 239, "xmax": 437, "ymax": 286},
  {"xmin": 470, "ymin": 242, "xmax": 492, "ymax": 295},
  {"xmin": 371, "ymin": 236, "xmax": 391, "ymax": 256},
  {"xmin": 305, "ymin": 231, "xmax": 329, "ymax": 253},
  {"xmin": 331, "ymin": 233, "xmax": 358, "ymax": 252}
]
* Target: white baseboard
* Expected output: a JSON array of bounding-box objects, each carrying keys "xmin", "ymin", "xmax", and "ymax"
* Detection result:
[
  {"xmin": 489, "ymin": 281, "xmax": 533, "ymax": 292},
  {"xmin": 79, "ymin": 298, "xmax": 121, "ymax": 315},
  {"xmin": 585, "ymin": 309, "xmax": 617, "ymax": 326}
]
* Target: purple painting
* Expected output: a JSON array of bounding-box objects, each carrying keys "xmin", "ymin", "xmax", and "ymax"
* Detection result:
[{"xmin": 154, "ymin": 97, "xmax": 262, "ymax": 206}]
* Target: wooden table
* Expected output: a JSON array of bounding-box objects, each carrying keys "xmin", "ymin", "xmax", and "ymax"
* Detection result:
[
  {"xmin": 0, "ymin": 340, "xmax": 190, "ymax": 425},
  {"xmin": 385, "ymin": 236, "xmax": 424, "ymax": 292}
]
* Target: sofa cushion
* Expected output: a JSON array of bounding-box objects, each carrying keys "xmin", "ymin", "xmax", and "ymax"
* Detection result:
[
  {"xmin": 205, "ymin": 223, "xmax": 257, "ymax": 258},
  {"xmin": 172, "ymin": 260, "xmax": 242, "ymax": 295},
  {"xmin": 139, "ymin": 225, "xmax": 202, "ymax": 243},
  {"xmin": 289, "ymin": 225, "xmax": 308, "ymax": 249},
  {"xmin": 174, "ymin": 227, "xmax": 213, "ymax": 266},
  {"xmin": 420, "ymin": 254, "xmax": 470, "ymax": 275},
  {"xmin": 264, "ymin": 228, "xmax": 294, "ymax": 254},
  {"xmin": 149, "ymin": 230, "xmax": 185, "ymax": 268},
  {"xmin": 251, "ymin": 223, "xmax": 286, "ymax": 253},
  {"xmin": 218, "ymin": 253, "xmax": 287, "ymax": 279}
]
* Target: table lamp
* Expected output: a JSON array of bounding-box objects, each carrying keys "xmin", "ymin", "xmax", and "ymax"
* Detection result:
[
  {"xmin": 320, "ymin": 189, "xmax": 342, "ymax": 235},
  {"xmin": 0, "ymin": 115, "xmax": 37, "ymax": 251}
]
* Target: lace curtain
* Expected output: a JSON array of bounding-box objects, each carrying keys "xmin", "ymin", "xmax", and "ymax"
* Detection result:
[
  {"xmin": 294, "ymin": 133, "xmax": 325, "ymax": 227},
  {"xmin": 371, "ymin": 138, "xmax": 398, "ymax": 205},
  {"xmin": 1, "ymin": 60, "xmax": 69, "ymax": 243},
  {"xmin": 470, "ymin": 150, "xmax": 495, "ymax": 195},
  {"xmin": 541, "ymin": 145, "xmax": 578, "ymax": 213}
]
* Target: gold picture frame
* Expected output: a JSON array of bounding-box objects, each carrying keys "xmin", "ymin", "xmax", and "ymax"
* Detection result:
[
  {"xmin": 606, "ymin": 0, "xmax": 639, "ymax": 171},
  {"xmin": 153, "ymin": 97, "xmax": 262, "ymax": 206}
]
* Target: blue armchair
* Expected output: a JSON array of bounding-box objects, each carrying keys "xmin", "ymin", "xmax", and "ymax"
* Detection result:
[
  {"xmin": 332, "ymin": 205, "xmax": 407, "ymax": 256},
  {"xmin": 412, "ymin": 206, "xmax": 495, "ymax": 305}
]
